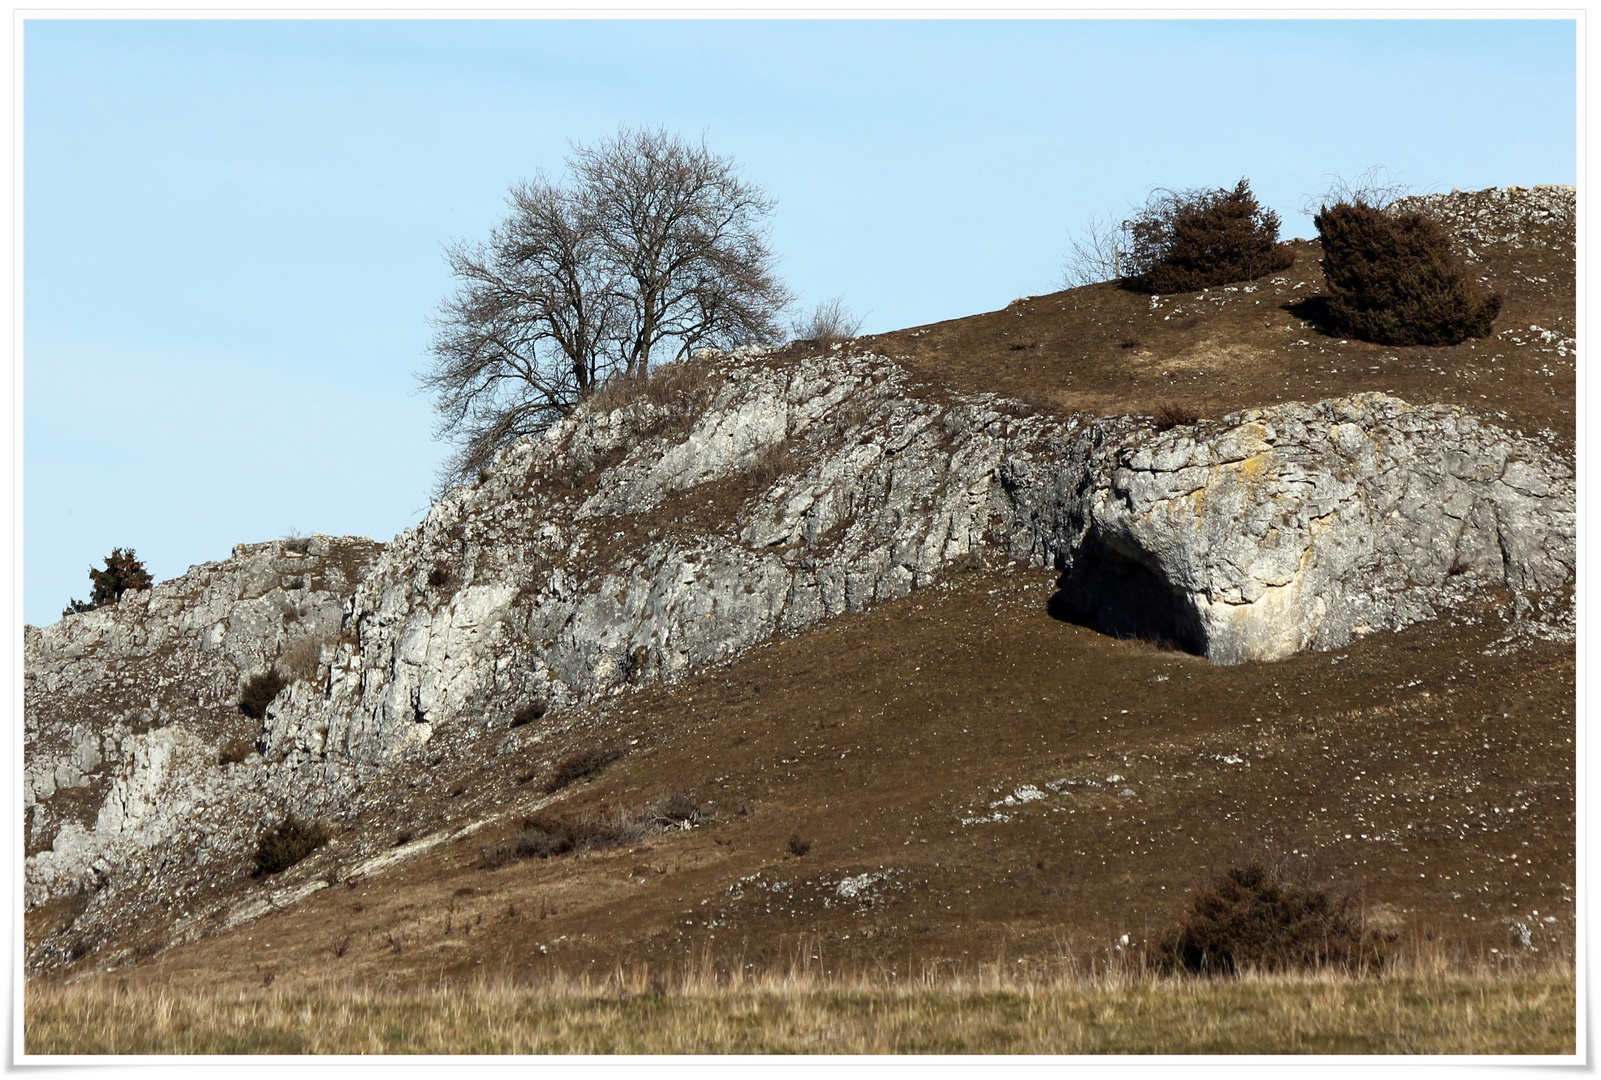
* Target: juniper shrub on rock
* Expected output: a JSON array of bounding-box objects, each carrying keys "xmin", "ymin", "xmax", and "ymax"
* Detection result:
[
  {"xmin": 1314, "ymin": 200, "xmax": 1501, "ymax": 346},
  {"xmin": 239, "ymin": 669, "xmax": 289, "ymax": 720},
  {"xmin": 63, "ymin": 547, "xmax": 154, "ymax": 617}
]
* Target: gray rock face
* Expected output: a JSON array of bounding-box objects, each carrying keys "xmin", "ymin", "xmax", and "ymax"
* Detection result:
[
  {"xmin": 23, "ymin": 535, "xmax": 381, "ymax": 909},
  {"xmin": 1001, "ymin": 394, "xmax": 1573, "ymax": 664},
  {"xmin": 262, "ymin": 353, "xmax": 1056, "ymax": 779},
  {"xmin": 21, "ymin": 190, "xmax": 1577, "ymax": 968},
  {"xmin": 1390, "ymin": 184, "xmax": 1574, "ymax": 249}
]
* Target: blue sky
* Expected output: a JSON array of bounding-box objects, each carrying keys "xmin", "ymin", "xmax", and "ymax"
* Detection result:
[{"xmin": 22, "ymin": 18, "xmax": 1576, "ymax": 626}]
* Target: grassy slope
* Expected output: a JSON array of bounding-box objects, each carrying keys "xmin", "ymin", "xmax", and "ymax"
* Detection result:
[{"xmin": 27, "ymin": 191, "xmax": 1575, "ymax": 1054}]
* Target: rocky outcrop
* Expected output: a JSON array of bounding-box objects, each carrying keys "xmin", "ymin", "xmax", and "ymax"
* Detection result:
[
  {"xmin": 24, "ymin": 536, "xmax": 381, "ymax": 908},
  {"xmin": 1002, "ymin": 394, "xmax": 1573, "ymax": 664},
  {"xmin": 24, "ymin": 353, "xmax": 1575, "ymax": 939},
  {"xmin": 257, "ymin": 353, "xmax": 1056, "ymax": 782},
  {"xmin": 22, "ymin": 189, "xmax": 1578, "ymax": 970}
]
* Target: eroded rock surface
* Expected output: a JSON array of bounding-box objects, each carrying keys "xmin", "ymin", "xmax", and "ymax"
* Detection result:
[
  {"xmin": 1003, "ymin": 393, "xmax": 1573, "ymax": 664},
  {"xmin": 24, "ymin": 536, "xmax": 381, "ymax": 921}
]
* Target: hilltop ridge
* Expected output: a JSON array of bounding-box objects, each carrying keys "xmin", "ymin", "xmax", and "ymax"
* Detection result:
[{"xmin": 25, "ymin": 185, "xmax": 1575, "ymax": 985}]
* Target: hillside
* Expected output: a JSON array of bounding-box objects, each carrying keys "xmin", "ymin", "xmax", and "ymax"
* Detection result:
[{"xmin": 24, "ymin": 186, "xmax": 1574, "ymax": 1002}]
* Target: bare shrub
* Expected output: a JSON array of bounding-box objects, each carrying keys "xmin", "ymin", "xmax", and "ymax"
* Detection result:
[
  {"xmin": 1122, "ymin": 179, "xmax": 1295, "ymax": 294},
  {"xmin": 239, "ymin": 669, "xmax": 289, "ymax": 720},
  {"xmin": 1315, "ymin": 200, "xmax": 1501, "ymax": 346},
  {"xmin": 1151, "ymin": 401, "xmax": 1201, "ymax": 431},
  {"xmin": 252, "ymin": 814, "xmax": 331, "ymax": 875},
  {"xmin": 1061, "ymin": 212, "xmax": 1131, "ymax": 287},
  {"xmin": 543, "ymin": 747, "xmax": 627, "ymax": 794},
  {"xmin": 1299, "ymin": 164, "xmax": 1410, "ymax": 216},
  {"xmin": 279, "ymin": 636, "xmax": 324, "ymax": 684},
  {"xmin": 788, "ymin": 834, "xmax": 811, "ymax": 857},
  {"xmin": 790, "ymin": 297, "xmax": 864, "ymax": 346},
  {"xmin": 479, "ymin": 810, "xmax": 650, "ymax": 869},
  {"xmin": 218, "ymin": 738, "xmax": 255, "ymax": 766},
  {"xmin": 654, "ymin": 792, "xmax": 701, "ymax": 826},
  {"xmin": 1155, "ymin": 860, "xmax": 1388, "ymax": 976}
]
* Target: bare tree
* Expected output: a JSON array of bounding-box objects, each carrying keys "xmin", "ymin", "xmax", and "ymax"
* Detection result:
[
  {"xmin": 1060, "ymin": 211, "xmax": 1131, "ymax": 288},
  {"xmin": 421, "ymin": 128, "xmax": 792, "ymax": 486},
  {"xmin": 574, "ymin": 129, "xmax": 792, "ymax": 378}
]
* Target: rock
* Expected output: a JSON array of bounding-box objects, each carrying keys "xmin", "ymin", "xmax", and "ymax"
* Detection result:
[
  {"xmin": 23, "ymin": 535, "xmax": 382, "ymax": 909},
  {"xmin": 1002, "ymin": 394, "xmax": 1573, "ymax": 663}
]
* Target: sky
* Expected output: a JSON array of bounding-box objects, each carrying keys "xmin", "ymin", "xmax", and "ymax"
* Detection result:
[{"xmin": 21, "ymin": 17, "xmax": 1577, "ymax": 627}]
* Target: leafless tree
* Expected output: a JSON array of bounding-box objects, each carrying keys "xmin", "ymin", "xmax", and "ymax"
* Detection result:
[
  {"xmin": 1060, "ymin": 211, "xmax": 1131, "ymax": 288},
  {"xmin": 421, "ymin": 128, "xmax": 792, "ymax": 486}
]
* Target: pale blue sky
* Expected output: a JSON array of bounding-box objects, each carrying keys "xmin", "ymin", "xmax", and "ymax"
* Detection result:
[{"xmin": 23, "ymin": 18, "xmax": 1576, "ymax": 625}]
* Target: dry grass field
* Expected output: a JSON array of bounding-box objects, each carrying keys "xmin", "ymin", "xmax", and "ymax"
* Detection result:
[{"xmin": 28, "ymin": 950, "xmax": 1574, "ymax": 1056}]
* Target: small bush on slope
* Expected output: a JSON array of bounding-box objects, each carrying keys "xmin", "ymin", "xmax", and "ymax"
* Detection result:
[
  {"xmin": 1156, "ymin": 861, "xmax": 1390, "ymax": 975},
  {"xmin": 1122, "ymin": 179, "xmax": 1295, "ymax": 293},
  {"xmin": 253, "ymin": 814, "xmax": 330, "ymax": 875},
  {"xmin": 239, "ymin": 669, "xmax": 289, "ymax": 720},
  {"xmin": 63, "ymin": 547, "xmax": 154, "ymax": 617},
  {"xmin": 1315, "ymin": 199, "xmax": 1501, "ymax": 346},
  {"xmin": 542, "ymin": 747, "xmax": 627, "ymax": 794}
]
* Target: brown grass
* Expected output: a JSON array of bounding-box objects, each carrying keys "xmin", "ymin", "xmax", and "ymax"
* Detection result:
[
  {"xmin": 584, "ymin": 357, "xmax": 722, "ymax": 433},
  {"xmin": 866, "ymin": 194, "xmax": 1573, "ymax": 446},
  {"xmin": 25, "ymin": 952, "xmax": 1573, "ymax": 1055},
  {"xmin": 1151, "ymin": 400, "xmax": 1201, "ymax": 430},
  {"xmin": 747, "ymin": 440, "xmax": 794, "ymax": 489},
  {"xmin": 278, "ymin": 635, "xmax": 324, "ymax": 684}
]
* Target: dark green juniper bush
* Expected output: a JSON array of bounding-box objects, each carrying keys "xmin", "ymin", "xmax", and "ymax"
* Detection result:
[
  {"xmin": 1121, "ymin": 179, "xmax": 1295, "ymax": 294},
  {"xmin": 239, "ymin": 669, "xmax": 290, "ymax": 720},
  {"xmin": 63, "ymin": 547, "xmax": 153, "ymax": 617},
  {"xmin": 1315, "ymin": 199, "xmax": 1501, "ymax": 346},
  {"xmin": 252, "ymin": 814, "xmax": 331, "ymax": 875}
]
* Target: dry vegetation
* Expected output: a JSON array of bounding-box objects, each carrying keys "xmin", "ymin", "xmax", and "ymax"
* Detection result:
[
  {"xmin": 868, "ymin": 189, "xmax": 1572, "ymax": 445},
  {"xmin": 28, "ymin": 952, "xmax": 1573, "ymax": 1055}
]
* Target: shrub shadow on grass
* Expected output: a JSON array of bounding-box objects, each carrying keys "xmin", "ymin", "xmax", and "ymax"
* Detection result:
[{"xmin": 1283, "ymin": 295, "xmax": 1340, "ymax": 337}]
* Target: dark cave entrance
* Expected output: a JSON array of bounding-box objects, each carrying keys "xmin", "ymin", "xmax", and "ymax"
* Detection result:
[{"xmin": 1046, "ymin": 540, "xmax": 1207, "ymax": 656}]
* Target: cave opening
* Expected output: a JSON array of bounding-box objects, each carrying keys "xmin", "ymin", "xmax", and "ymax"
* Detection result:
[{"xmin": 1046, "ymin": 541, "xmax": 1207, "ymax": 656}]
